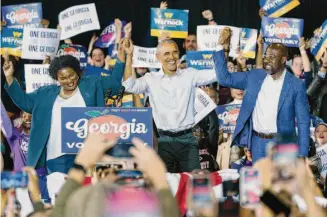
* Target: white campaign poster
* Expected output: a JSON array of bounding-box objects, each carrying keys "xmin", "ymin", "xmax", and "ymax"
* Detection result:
[
  {"xmin": 24, "ymin": 64, "xmax": 58, "ymax": 93},
  {"xmin": 193, "ymin": 88, "xmax": 217, "ymax": 125},
  {"xmin": 317, "ymin": 144, "xmax": 327, "ymax": 178},
  {"xmin": 21, "ymin": 27, "xmax": 60, "ymax": 60},
  {"xmin": 197, "ymin": 25, "xmax": 241, "ymax": 57},
  {"xmin": 58, "ymin": 3, "xmax": 100, "ymax": 40},
  {"xmin": 132, "ymin": 45, "xmax": 161, "ymax": 69}
]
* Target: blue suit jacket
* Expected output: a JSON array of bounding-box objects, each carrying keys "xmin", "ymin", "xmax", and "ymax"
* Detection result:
[
  {"xmin": 5, "ymin": 61, "xmax": 125, "ymax": 168},
  {"xmin": 213, "ymin": 50, "xmax": 310, "ymax": 156}
]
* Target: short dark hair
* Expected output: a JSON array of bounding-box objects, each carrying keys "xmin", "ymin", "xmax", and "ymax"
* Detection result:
[
  {"xmin": 90, "ymin": 47, "xmax": 106, "ymax": 57},
  {"xmin": 49, "ymin": 55, "xmax": 82, "ymax": 80},
  {"xmin": 266, "ymin": 43, "xmax": 288, "ymax": 58}
]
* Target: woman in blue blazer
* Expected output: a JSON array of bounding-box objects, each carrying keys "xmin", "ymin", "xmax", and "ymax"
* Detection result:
[{"xmin": 3, "ymin": 51, "xmax": 126, "ymax": 174}]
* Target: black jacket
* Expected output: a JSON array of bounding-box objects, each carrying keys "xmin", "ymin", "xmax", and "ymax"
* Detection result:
[{"xmin": 307, "ymin": 74, "xmax": 327, "ymax": 122}]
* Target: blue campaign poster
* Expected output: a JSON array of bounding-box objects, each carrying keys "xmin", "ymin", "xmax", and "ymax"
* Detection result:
[
  {"xmin": 310, "ymin": 19, "xmax": 327, "ymax": 61},
  {"xmin": 261, "ymin": 17, "xmax": 303, "ymax": 47},
  {"xmin": 84, "ymin": 64, "xmax": 112, "ymax": 77},
  {"xmin": 57, "ymin": 44, "xmax": 88, "ymax": 69},
  {"xmin": 0, "ymin": 27, "xmax": 23, "ymax": 57},
  {"xmin": 61, "ymin": 107, "xmax": 153, "ymax": 157},
  {"xmin": 150, "ymin": 8, "xmax": 188, "ymax": 39},
  {"xmin": 2, "ymin": 3, "xmax": 43, "ymax": 29},
  {"xmin": 240, "ymin": 28, "xmax": 258, "ymax": 59},
  {"xmin": 260, "ymin": 0, "xmax": 300, "ymax": 18},
  {"xmin": 216, "ymin": 104, "xmax": 241, "ymax": 133},
  {"xmin": 186, "ymin": 51, "xmax": 214, "ymax": 70}
]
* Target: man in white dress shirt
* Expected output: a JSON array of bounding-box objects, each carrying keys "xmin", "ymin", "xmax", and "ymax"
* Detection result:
[{"xmin": 123, "ymin": 39, "xmax": 217, "ymax": 172}]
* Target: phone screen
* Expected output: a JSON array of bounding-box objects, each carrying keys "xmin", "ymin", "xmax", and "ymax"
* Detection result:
[
  {"xmin": 116, "ymin": 170, "xmax": 142, "ymax": 179},
  {"xmin": 240, "ymin": 167, "xmax": 261, "ymax": 208},
  {"xmin": 1, "ymin": 172, "xmax": 28, "ymax": 189},
  {"xmin": 192, "ymin": 178, "xmax": 211, "ymax": 204}
]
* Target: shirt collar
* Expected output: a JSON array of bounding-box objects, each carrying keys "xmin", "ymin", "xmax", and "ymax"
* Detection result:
[
  {"xmin": 268, "ymin": 68, "xmax": 287, "ymax": 81},
  {"xmin": 157, "ymin": 68, "xmax": 181, "ymax": 79}
]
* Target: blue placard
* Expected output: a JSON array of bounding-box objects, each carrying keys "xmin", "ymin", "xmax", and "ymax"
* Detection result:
[
  {"xmin": 0, "ymin": 27, "xmax": 23, "ymax": 57},
  {"xmin": 150, "ymin": 8, "xmax": 188, "ymax": 39},
  {"xmin": 84, "ymin": 64, "xmax": 112, "ymax": 77},
  {"xmin": 57, "ymin": 44, "xmax": 88, "ymax": 69},
  {"xmin": 2, "ymin": 3, "xmax": 43, "ymax": 29},
  {"xmin": 61, "ymin": 107, "xmax": 153, "ymax": 156},
  {"xmin": 216, "ymin": 104, "xmax": 241, "ymax": 133},
  {"xmin": 186, "ymin": 51, "xmax": 214, "ymax": 70},
  {"xmin": 260, "ymin": 0, "xmax": 300, "ymax": 18},
  {"xmin": 240, "ymin": 28, "xmax": 258, "ymax": 59},
  {"xmin": 1, "ymin": 172, "xmax": 28, "ymax": 189},
  {"xmin": 310, "ymin": 20, "xmax": 327, "ymax": 61},
  {"xmin": 261, "ymin": 17, "xmax": 303, "ymax": 47}
]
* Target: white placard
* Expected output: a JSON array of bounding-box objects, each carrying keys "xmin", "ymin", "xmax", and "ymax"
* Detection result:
[
  {"xmin": 24, "ymin": 64, "xmax": 58, "ymax": 93},
  {"xmin": 132, "ymin": 45, "xmax": 162, "ymax": 69},
  {"xmin": 21, "ymin": 27, "xmax": 60, "ymax": 60},
  {"xmin": 193, "ymin": 88, "xmax": 217, "ymax": 125},
  {"xmin": 197, "ymin": 25, "xmax": 241, "ymax": 57},
  {"xmin": 317, "ymin": 144, "xmax": 327, "ymax": 178},
  {"xmin": 58, "ymin": 3, "xmax": 100, "ymax": 40}
]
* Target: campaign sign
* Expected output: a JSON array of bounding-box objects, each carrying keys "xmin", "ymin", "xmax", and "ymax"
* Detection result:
[
  {"xmin": 193, "ymin": 88, "xmax": 217, "ymax": 125},
  {"xmin": 310, "ymin": 19, "xmax": 327, "ymax": 61},
  {"xmin": 57, "ymin": 44, "xmax": 88, "ymax": 69},
  {"xmin": 84, "ymin": 65, "xmax": 112, "ymax": 77},
  {"xmin": 260, "ymin": 0, "xmax": 300, "ymax": 18},
  {"xmin": 150, "ymin": 8, "xmax": 189, "ymax": 39},
  {"xmin": 58, "ymin": 3, "xmax": 100, "ymax": 40},
  {"xmin": 2, "ymin": 3, "xmax": 43, "ymax": 29},
  {"xmin": 317, "ymin": 144, "xmax": 327, "ymax": 179},
  {"xmin": 0, "ymin": 27, "xmax": 23, "ymax": 57},
  {"xmin": 24, "ymin": 64, "xmax": 58, "ymax": 93},
  {"xmin": 132, "ymin": 46, "xmax": 161, "ymax": 69},
  {"xmin": 216, "ymin": 104, "xmax": 241, "ymax": 133},
  {"xmin": 240, "ymin": 28, "xmax": 258, "ymax": 59},
  {"xmin": 61, "ymin": 107, "xmax": 153, "ymax": 156},
  {"xmin": 186, "ymin": 51, "xmax": 214, "ymax": 70},
  {"xmin": 21, "ymin": 27, "xmax": 60, "ymax": 60},
  {"xmin": 197, "ymin": 25, "xmax": 241, "ymax": 57},
  {"xmin": 94, "ymin": 21, "xmax": 126, "ymax": 48},
  {"xmin": 261, "ymin": 17, "xmax": 303, "ymax": 47}
]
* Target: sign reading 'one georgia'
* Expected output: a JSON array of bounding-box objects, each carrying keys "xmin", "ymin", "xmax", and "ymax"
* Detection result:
[
  {"xmin": 216, "ymin": 104, "xmax": 241, "ymax": 133},
  {"xmin": 261, "ymin": 17, "xmax": 303, "ymax": 47},
  {"xmin": 57, "ymin": 44, "xmax": 88, "ymax": 69},
  {"xmin": 1, "ymin": 3, "xmax": 43, "ymax": 29},
  {"xmin": 310, "ymin": 19, "xmax": 327, "ymax": 61},
  {"xmin": 61, "ymin": 107, "xmax": 153, "ymax": 157},
  {"xmin": 260, "ymin": 0, "xmax": 300, "ymax": 18},
  {"xmin": 0, "ymin": 27, "xmax": 23, "ymax": 57},
  {"xmin": 186, "ymin": 51, "xmax": 214, "ymax": 70},
  {"xmin": 150, "ymin": 8, "xmax": 189, "ymax": 39}
]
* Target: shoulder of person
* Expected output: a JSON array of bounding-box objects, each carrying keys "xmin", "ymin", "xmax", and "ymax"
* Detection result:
[{"xmin": 33, "ymin": 84, "xmax": 59, "ymax": 94}]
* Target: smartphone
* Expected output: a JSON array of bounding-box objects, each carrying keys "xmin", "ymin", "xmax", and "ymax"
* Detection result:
[
  {"xmin": 260, "ymin": 190, "xmax": 290, "ymax": 216},
  {"xmin": 239, "ymin": 167, "xmax": 261, "ymax": 209},
  {"xmin": 1, "ymin": 172, "xmax": 28, "ymax": 189},
  {"xmin": 106, "ymin": 143, "xmax": 134, "ymax": 158},
  {"xmin": 218, "ymin": 196, "xmax": 239, "ymax": 217},
  {"xmin": 116, "ymin": 170, "xmax": 142, "ymax": 179},
  {"xmin": 272, "ymin": 142, "xmax": 298, "ymax": 182},
  {"xmin": 95, "ymin": 161, "xmax": 125, "ymax": 171},
  {"xmin": 222, "ymin": 180, "xmax": 239, "ymax": 197},
  {"xmin": 115, "ymin": 177, "xmax": 146, "ymax": 188}
]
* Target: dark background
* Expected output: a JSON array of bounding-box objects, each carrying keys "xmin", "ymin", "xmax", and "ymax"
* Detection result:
[{"xmin": 2, "ymin": 0, "xmax": 327, "ymax": 53}]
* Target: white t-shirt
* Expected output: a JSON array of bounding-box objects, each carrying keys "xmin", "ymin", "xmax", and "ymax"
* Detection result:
[{"xmin": 46, "ymin": 88, "xmax": 86, "ymax": 160}]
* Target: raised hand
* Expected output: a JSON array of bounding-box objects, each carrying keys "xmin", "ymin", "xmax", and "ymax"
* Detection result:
[
  {"xmin": 2, "ymin": 61, "xmax": 14, "ymax": 78},
  {"xmin": 259, "ymin": 8, "xmax": 266, "ymax": 18},
  {"xmin": 257, "ymin": 33, "xmax": 264, "ymax": 46},
  {"xmin": 41, "ymin": 19, "xmax": 50, "ymax": 28},
  {"xmin": 22, "ymin": 167, "xmax": 41, "ymax": 202},
  {"xmin": 158, "ymin": 31, "xmax": 171, "ymax": 42},
  {"xmin": 299, "ymin": 37, "xmax": 306, "ymax": 51},
  {"xmin": 202, "ymin": 10, "xmax": 213, "ymax": 21},
  {"xmin": 90, "ymin": 34, "xmax": 99, "ymax": 45},
  {"xmin": 160, "ymin": 1, "xmax": 168, "ymax": 9},
  {"xmin": 123, "ymin": 39, "xmax": 134, "ymax": 55},
  {"xmin": 124, "ymin": 22, "xmax": 132, "ymax": 39},
  {"xmin": 114, "ymin": 18, "xmax": 123, "ymax": 30},
  {"xmin": 218, "ymin": 27, "xmax": 232, "ymax": 48}
]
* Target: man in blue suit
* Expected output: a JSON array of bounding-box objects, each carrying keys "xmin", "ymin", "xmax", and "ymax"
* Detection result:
[{"xmin": 214, "ymin": 43, "xmax": 310, "ymax": 163}]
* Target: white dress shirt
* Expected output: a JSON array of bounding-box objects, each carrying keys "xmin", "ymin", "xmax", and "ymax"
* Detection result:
[
  {"xmin": 47, "ymin": 88, "xmax": 86, "ymax": 160},
  {"xmin": 123, "ymin": 67, "xmax": 216, "ymax": 132},
  {"xmin": 252, "ymin": 70, "xmax": 286, "ymax": 134}
]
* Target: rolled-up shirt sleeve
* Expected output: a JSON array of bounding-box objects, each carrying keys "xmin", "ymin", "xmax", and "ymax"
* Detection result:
[
  {"xmin": 122, "ymin": 76, "xmax": 149, "ymax": 94},
  {"xmin": 191, "ymin": 67, "xmax": 217, "ymax": 87}
]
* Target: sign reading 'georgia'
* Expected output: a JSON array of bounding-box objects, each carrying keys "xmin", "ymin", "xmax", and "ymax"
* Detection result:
[
  {"xmin": 261, "ymin": 17, "xmax": 303, "ymax": 47},
  {"xmin": 0, "ymin": 27, "xmax": 23, "ymax": 57},
  {"xmin": 310, "ymin": 19, "xmax": 327, "ymax": 61},
  {"xmin": 186, "ymin": 51, "xmax": 214, "ymax": 70},
  {"xmin": 260, "ymin": 0, "xmax": 300, "ymax": 18},
  {"xmin": 216, "ymin": 104, "xmax": 241, "ymax": 133},
  {"xmin": 61, "ymin": 107, "xmax": 153, "ymax": 157},
  {"xmin": 1, "ymin": 3, "xmax": 43, "ymax": 29},
  {"xmin": 57, "ymin": 44, "xmax": 88, "ymax": 69},
  {"xmin": 150, "ymin": 8, "xmax": 189, "ymax": 39}
]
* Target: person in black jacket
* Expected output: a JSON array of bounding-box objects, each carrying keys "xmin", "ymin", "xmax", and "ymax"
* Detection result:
[{"xmin": 307, "ymin": 49, "xmax": 327, "ymax": 122}]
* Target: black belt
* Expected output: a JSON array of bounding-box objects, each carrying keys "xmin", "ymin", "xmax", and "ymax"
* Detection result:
[
  {"xmin": 253, "ymin": 130, "xmax": 277, "ymax": 139},
  {"xmin": 158, "ymin": 128, "xmax": 193, "ymax": 137}
]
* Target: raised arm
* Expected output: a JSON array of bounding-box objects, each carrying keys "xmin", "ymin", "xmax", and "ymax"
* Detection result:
[
  {"xmin": 299, "ymin": 38, "xmax": 311, "ymax": 73},
  {"xmin": 3, "ymin": 61, "xmax": 37, "ymax": 113},
  {"xmin": 202, "ymin": 10, "xmax": 216, "ymax": 25},
  {"xmin": 213, "ymin": 50, "xmax": 248, "ymax": 90},
  {"xmin": 256, "ymin": 33, "xmax": 264, "ymax": 69},
  {"xmin": 87, "ymin": 34, "xmax": 98, "ymax": 56}
]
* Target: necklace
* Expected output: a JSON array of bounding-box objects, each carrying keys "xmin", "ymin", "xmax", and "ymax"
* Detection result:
[{"xmin": 59, "ymin": 87, "xmax": 78, "ymax": 99}]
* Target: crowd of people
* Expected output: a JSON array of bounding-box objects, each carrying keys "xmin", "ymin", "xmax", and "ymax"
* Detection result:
[{"xmin": 1, "ymin": 1, "xmax": 327, "ymax": 217}]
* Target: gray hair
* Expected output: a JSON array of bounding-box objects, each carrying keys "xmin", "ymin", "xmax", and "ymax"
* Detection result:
[{"xmin": 156, "ymin": 39, "xmax": 179, "ymax": 54}]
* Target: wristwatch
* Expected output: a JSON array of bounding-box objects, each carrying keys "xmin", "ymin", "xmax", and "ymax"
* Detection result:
[{"xmin": 72, "ymin": 163, "xmax": 87, "ymax": 174}]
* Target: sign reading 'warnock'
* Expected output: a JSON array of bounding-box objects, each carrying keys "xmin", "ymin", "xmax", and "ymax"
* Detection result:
[
  {"xmin": 62, "ymin": 108, "xmax": 153, "ymax": 157},
  {"xmin": 260, "ymin": 0, "xmax": 300, "ymax": 18}
]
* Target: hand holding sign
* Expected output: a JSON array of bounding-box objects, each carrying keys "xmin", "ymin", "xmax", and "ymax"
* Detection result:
[
  {"xmin": 202, "ymin": 10, "xmax": 213, "ymax": 21},
  {"xmin": 158, "ymin": 31, "xmax": 171, "ymax": 42},
  {"xmin": 114, "ymin": 18, "xmax": 123, "ymax": 31},
  {"xmin": 2, "ymin": 61, "xmax": 14, "ymax": 78},
  {"xmin": 219, "ymin": 27, "xmax": 232, "ymax": 51},
  {"xmin": 160, "ymin": 1, "xmax": 168, "ymax": 9},
  {"xmin": 123, "ymin": 39, "xmax": 134, "ymax": 55},
  {"xmin": 123, "ymin": 22, "xmax": 132, "ymax": 39}
]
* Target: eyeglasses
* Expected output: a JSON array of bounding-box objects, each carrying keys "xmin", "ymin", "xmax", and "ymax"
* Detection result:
[{"xmin": 263, "ymin": 54, "xmax": 283, "ymax": 60}]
